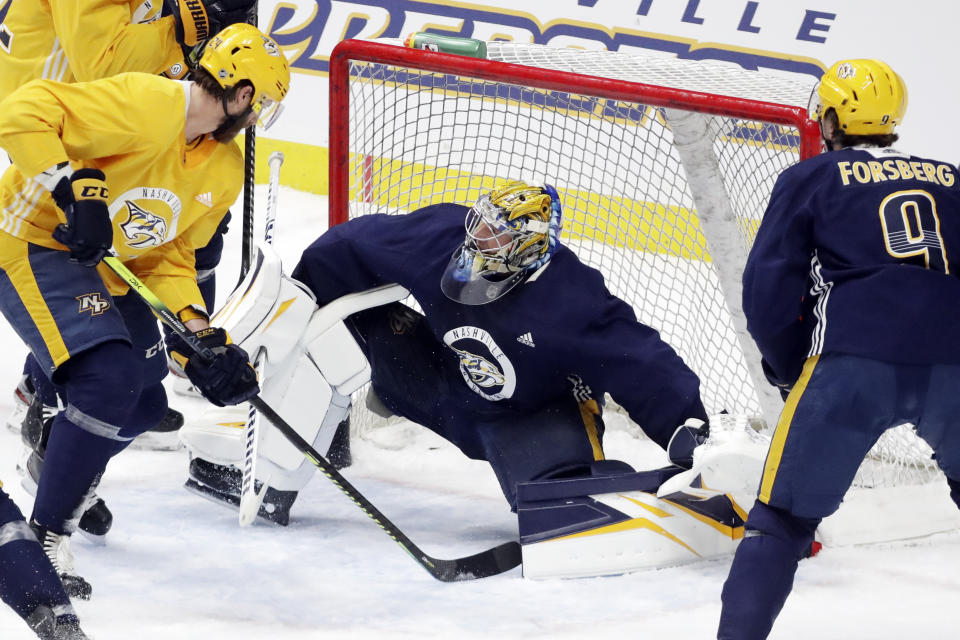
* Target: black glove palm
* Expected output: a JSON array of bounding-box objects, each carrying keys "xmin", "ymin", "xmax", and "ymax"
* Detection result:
[
  {"xmin": 165, "ymin": 0, "xmax": 257, "ymax": 47},
  {"xmin": 51, "ymin": 169, "xmax": 113, "ymax": 267},
  {"xmin": 167, "ymin": 327, "xmax": 259, "ymax": 407}
]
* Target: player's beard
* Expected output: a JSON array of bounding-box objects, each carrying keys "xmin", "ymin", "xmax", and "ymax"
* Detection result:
[{"xmin": 212, "ymin": 107, "xmax": 254, "ymax": 143}]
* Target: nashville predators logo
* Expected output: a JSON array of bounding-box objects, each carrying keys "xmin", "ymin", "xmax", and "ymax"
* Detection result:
[
  {"xmin": 120, "ymin": 201, "xmax": 168, "ymax": 248},
  {"xmin": 443, "ymin": 325, "xmax": 517, "ymax": 401},
  {"xmin": 76, "ymin": 293, "xmax": 110, "ymax": 316},
  {"xmin": 450, "ymin": 347, "xmax": 506, "ymax": 388}
]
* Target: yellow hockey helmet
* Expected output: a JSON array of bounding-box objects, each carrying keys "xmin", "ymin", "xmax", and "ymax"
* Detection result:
[
  {"xmin": 809, "ymin": 59, "xmax": 907, "ymax": 136},
  {"xmin": 198, "ymin": 23, "xmax": 291, "ymax": 129}
]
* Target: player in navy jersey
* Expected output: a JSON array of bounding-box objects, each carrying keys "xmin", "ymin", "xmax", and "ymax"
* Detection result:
[
  {"xmin": 287, "ymin": 180, "xmax": 711, "ymax": 509},
  {"xmin": 717, "ymin": 59, "xmax": 960, "ymax": 640},
  {"xmin": 0, "ymin": 485, "xmax": 87, "ymax": 639}
]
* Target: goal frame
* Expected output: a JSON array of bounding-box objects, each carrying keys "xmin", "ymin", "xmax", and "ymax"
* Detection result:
[
  {"xmin": 328, "ymin": 39, "xmax": 822, "ymax": 224},
  {"xmin": 327, "ymin": 38, "xmax": 821, "ymax": 427}
]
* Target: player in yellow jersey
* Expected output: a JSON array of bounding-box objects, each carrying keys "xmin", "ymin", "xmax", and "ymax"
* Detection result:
[
  {"xmin": 0, "ymin": 22, "xmax": 290, "ymax": 600},
  {"xmin": 0, "ymin": 0, "xmax": 257, "ymax": 541},
  {"xmin": 0, "ymin": 0, "xmax": 257, "ymax": 97}
]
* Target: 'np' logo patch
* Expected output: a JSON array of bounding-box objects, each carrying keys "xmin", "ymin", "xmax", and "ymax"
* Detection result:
[{"xmin": 76, "ymin": 293, "xmax": 110, "ymax": 316}]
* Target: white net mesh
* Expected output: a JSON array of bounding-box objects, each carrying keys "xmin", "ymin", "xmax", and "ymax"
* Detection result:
[{"xmin": 333, "ymin": 40, "xmax": 940, "ymax": 488}]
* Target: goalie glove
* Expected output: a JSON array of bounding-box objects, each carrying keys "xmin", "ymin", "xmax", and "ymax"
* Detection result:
[
  {"xmin": 50, "ymin": 168, "xmax": 113, "ymax": 267},
  {"xmin": 164, "ymin": 0, "xmax": 257, "ymax": 48},
  {"xmin": 167, "ymin": 327, "xmax": 259, "ymax": 407},
  {"xmin": 667, "ymin": 418, "xmax": 710, "ymax": 469}
]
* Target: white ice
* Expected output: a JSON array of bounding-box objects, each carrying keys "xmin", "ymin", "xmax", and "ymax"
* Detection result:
[{"xmin": 0, "ymin": 185, "xmax": 958, "ymax": 640}]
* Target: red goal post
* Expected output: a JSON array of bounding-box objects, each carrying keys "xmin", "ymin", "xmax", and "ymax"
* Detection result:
[{"xmin": 329, "ymin": 39, "xmax": 822, "ymax": 222}]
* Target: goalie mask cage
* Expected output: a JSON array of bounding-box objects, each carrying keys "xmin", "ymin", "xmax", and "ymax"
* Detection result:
[{"xmin": 328, "ymin": 39, "xmax": 941, "ymax": 492}]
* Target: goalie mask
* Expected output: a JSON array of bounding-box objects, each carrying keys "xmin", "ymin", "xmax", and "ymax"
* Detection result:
[{"xmin": 441, "ymin": 180, "xmax": 563, "ymax": 305}]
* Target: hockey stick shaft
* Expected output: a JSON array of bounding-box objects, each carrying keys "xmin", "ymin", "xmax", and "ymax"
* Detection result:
[
  {"xmin": 263, "ymin": 151, "xmax": 284, "ymax": 244},
  {"xmin": 239, "ymin": 128, "xmax": 256, "ymax": 286},
  {"xmin": 101, "ymin": 255, "xmax": 521, "ymax": 581},
  {"xmin": 237, "ymin": 7, "xmax": 259, "ymax": 285},
  {"xmin": 238, "ymin": 150, "xmax": 284, "ymax": 526}
]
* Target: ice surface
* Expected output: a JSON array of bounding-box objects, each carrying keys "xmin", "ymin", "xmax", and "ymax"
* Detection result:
[{"xmin": 0, "ymin": 185, "xmax": 957, "ymax": 639}]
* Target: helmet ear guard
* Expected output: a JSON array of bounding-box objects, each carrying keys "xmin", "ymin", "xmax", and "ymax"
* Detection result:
[
  {"xmin": 810, "ymin": 59, "xmax": 907, "ymax": 136},
  {"xmin": 441, "ymin": 180, "xmax": 564, "ymax": 305}
]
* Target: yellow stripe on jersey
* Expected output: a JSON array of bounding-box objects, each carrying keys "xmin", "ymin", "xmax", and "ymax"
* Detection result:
[
  {"xmin": 578, "ymin": 397, "xmax": 605, "ymax": 461},
  {"xmin": 758, "ymin": 354, "xmax": 821, "ymax": 504},
  {"xmin": 0, "ymin": 233, "xmax": 71, "ymax": 368}
]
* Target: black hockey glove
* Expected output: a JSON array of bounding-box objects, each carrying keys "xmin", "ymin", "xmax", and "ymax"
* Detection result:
[
  {"xmin": 164, "ymin": 0, "xmax": 257, "ymax": 48},
  {"xmin": 51, "ymin": 169, "xmax": 113, "ymax": 267},
  {"xmin": 167, "ymin": 327, "xmax": 259, "ymax": 407},
  {"xmin": 667, "ymin": 418, "xmax": 710, "ymax": 469},
  {"xmin": 761, "ymin": 358, "xmax": 795, "ymax": 401}
]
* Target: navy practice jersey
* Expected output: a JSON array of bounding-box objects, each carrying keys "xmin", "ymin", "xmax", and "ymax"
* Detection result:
[
  {"xmin": 292, "ymin": 203, "xmax": 707, "ymax": 448},
  {"xmin": 744, "ymin": 145, "xmax": 960, "ymax": 385}
]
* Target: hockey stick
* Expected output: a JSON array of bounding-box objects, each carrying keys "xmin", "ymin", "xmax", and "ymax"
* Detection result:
[
  {"xmin": 239, "ymin": 127, "xmax": 256, "ymax": 286},
  {"xmin": 101, "ymin": 254, "xmax": 522, "ymax": 581},
  {"xmin": 237, "ymin": 8, "xmax": 258, "ymax": 286},
  {"xmin": 238, "ymin": 151, "xmax": 284, "ymax": 526}
]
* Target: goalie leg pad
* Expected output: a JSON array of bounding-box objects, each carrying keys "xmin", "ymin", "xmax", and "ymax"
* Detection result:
[{"xmin": 518, "ymin": 467, "xmax": 748, "ymax": 579}]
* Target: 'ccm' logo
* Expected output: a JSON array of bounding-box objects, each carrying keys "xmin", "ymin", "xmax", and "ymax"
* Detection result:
[
  {"xmin": 80, "ymin": 185, "xmax": 108, "ymax": 199},
  {"xmin": 76, "ymin": 293, "xmax": 110, "ymax": 316}
]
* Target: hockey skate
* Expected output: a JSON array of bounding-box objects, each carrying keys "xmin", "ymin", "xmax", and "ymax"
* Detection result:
[
  {"xmin": 184, "ymin": 457, "xmax": 298, "ymax": 526},
  {"xmin": 182, "ymin": 412, "xmax": 352, "ymax": 525},
  {"xmin": 25, "ymin": 605, "xmax": 88, "ymax": 640},
  {"xmin": 128, "ymin": 406, "xmax": 185, "ymax": 451},
  {"xmin": 5, "ymin": 373, "xmax": 34, "ymax": 434},
  {"xmin": 30, "ymin": 523, "xmax": 92, "ymax": 601},
  {"xmin": 19, "ymin": 396, "xmax": 114, "ymax": 540}
]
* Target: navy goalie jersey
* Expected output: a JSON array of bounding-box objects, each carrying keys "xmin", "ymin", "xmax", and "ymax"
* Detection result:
[
  {"xmin": 743, "ymin": 146, "xmax": 960, "ymax": 385},
  {"xmin": 292, "ymin": 203, "xmax": 706, "ymax": 448}
]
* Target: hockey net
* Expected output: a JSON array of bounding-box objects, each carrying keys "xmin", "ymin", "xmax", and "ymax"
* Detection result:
[{"xmin": 327, "ymin": 39, "xmax": 942, "ymax": 494}]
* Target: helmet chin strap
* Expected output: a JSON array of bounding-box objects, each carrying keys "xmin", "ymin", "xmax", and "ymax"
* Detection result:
[{"xmin": 212, "ymin": 91, "xmax": 254, "ymax": 143}]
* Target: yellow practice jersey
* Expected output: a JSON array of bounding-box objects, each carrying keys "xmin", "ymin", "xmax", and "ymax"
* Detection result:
[
  {"xmin": 0, "ymin": 72, "xmax": 243, "ymax": 316},
  {"xmin": 0, "ymin": 0, "xmax": 185, "ymax": 102}
]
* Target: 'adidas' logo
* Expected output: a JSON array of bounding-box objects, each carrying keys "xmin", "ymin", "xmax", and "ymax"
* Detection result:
[
  {"xmin": 516, "ymin": 332, "xmax": 535, "ymax": 347},
  {"xmin": 195, "ymin": 192, "xmax": 213, "ymax": 207}
]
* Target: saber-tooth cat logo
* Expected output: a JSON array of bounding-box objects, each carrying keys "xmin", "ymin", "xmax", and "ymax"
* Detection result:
[
  {"xmin": 120, "ymin": 201, "xmax": 168, "ymax": 248},
  {"xmin": 443, "ymin": 326, "xmax": 516, "ymax": 401},
  {"xmin": 111, "ymin": 187, "xmax": 182, "ymax": 252}
]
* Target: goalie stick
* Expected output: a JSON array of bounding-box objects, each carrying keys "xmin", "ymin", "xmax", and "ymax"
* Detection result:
[
  {"xmin": 238, "ymin": 150, "xmax": 284, "ymax": 527},
  {"xmin": 101, "ymin": 254, "xmax": 522, "ymax": 581}
]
